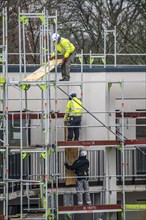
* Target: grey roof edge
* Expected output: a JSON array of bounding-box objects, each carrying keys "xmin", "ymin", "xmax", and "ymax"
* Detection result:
[{"xmin": 0, "ymin": 65, "xmax": 146, "ymax": 73}]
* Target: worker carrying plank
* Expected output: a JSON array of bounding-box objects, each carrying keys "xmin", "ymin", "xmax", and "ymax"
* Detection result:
[
  {"xmin": 64, "ymin": 91, "xmax": 83, "ymax": 141},
  {"xmin": 64, "ymin": 148, "xmax": 92, "ymax": 205},
  {"xmin": 51, "ymin": 33, "xmax": 76, "ymax": 81}
]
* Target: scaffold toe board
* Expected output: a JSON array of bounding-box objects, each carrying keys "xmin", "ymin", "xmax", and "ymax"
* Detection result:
[
  {"xmin": 7, "ymin": 112, "xmax": 64, "ymax": 120},
  {"xmin": 23, "ymin": 59, "xmax": 62, "ymax": 81},
  {"xmin": 58, "ymin": 140, "xmax": 120, "ymax": 147},
  {"xmin": 116, "ymin": 112, "xmax": 146, "ymax": 118},
  {"xmin": 58, "ymin": 204, "xmax": 122, "ymax": 214},
  {"xmin": 58, "ymin": 139, "xmax": 146, "ymax": 147}
]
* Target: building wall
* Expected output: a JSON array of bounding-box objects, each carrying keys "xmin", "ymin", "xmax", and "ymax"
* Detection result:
[
  {"xmin": 1, "ymin": 70, "xmax": 145, "ymax": 219},
  {"xmin": 4, "ymin": 71, "xmax": 146, "ymax": 180},
  {"xmin": 6, "ymin": 71, "xmax": 146, "ymax": 144},
  {"xmin": 106, "ymin": 72, "xmax": 146, "ymax": 140}
]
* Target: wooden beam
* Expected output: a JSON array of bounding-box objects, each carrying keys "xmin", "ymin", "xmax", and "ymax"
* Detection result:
[
  {"xmin": 64, "ymin": 122, "xmax": 78, "ymax": 186},
  {"xmin": 65, "ymin": 148, "xmax": 78, "ymax": 186},
  {"xmin": 23, "ymin": 59, "xmax": 62, "ymax": 81}
]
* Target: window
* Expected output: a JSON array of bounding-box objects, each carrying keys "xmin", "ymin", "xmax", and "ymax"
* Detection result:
[{"xmin": 136, "ymin": 118, "xmax": 146, "ymax": 174}]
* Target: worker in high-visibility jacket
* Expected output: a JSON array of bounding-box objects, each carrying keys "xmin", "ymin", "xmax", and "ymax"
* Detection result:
[
  {"xmin": 51, "ymin": 33, "xmax": 76, "ymax": 81},
  {"xmin": 64, "ymin": 92, "xmax": 83, "ymax": 141}
]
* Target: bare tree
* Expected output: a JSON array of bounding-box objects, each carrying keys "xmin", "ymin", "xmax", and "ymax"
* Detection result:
[{"xmin": 0, "ymin": 0, "xmax": 145, "ymax": 64}]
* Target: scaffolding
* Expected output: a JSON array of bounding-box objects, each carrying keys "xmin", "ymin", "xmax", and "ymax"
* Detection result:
[
  {"xmin": 0, "ymin": 7, "xmax": 146, "ymax": 220},
  {"xmin": 0, "ymin": 7, "xmax": 9, "ymax": 219}
]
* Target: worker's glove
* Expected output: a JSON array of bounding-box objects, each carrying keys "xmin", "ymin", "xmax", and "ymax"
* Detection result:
[
  {"xmin": 50, "ymin": 56, "xmax": 55, "ymax": 60},
  {"xmin": 64, "ymin": 162, "xmax": 68, "ymax": 166},
  {"xmin": 64, "ymin": 117, "xmax": 68, "ymax": 122},
  {"xmin": 64, "ymin": 162, "xmax": 70, "ymax": 170},
  {"xmin": 63, "ymin": 57, "xmax": 67, "ymax": 63}
]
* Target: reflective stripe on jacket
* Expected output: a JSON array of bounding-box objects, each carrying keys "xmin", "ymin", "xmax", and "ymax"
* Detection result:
[
  {"xmin": 52, "ymin": 37, "xmax": 75, "ymax": 58},
  {"xmin": 64, "ymin": 97, "xmax": 83, "ymax": 119}
]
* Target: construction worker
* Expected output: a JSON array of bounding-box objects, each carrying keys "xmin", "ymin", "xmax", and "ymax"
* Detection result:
[
  {"xmin": 64, "ymin": 92, "xmax": 83, "ymax": 141},
  {"xmin": 51, "ymin": 33, "xmax": 76, "ymax": 81},
  {"xmin": 64, "ymin": 148, "xmax": 92, "ymax": 205}
]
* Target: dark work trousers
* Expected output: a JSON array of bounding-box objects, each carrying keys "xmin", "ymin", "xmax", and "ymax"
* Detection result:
[
  {"xmin": 76, "ymin": 179, "xmax": 91, "ymax": 205},
  {"xmin": 61, "ymin": 50, "xmax": 76, "ymax": 80},
  {"xmin": 67, "ymin": 116, "xmax": 81, "ymax": 141}
]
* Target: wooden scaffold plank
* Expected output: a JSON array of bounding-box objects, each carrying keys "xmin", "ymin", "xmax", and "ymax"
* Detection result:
[
  {"xmin": 23, "ymin": 59, "xmax": 62, "ymax": 81},
  {"xmin": 64, "ymin": 122, "xmax": 78, "ymax": 186}
]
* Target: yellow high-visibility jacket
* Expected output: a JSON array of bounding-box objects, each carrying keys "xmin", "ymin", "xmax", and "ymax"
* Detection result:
[
  {"xmin": 64, "ymin": 97, "xmax": 83, "ymax": 120},
  {"xmin": 52, "ymin": 38, "xmax": 75, "ymax": 58}
]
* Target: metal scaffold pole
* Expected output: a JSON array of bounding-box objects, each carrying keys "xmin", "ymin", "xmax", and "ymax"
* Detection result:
[
  {"xmin": 42, "ymin": 8, "xmax": 50, "ymax": 220},
  {"xmin": 17, "ymin": 8, "xmax": 58, "ymax": 219},
  {"xmin": 121, "ymin": 80, "xmax": 126, "ymax": 220},
  {"xmin": 19, "ymin": 9, "xmax": 49, "ymax": 219},
  {"xmin": 18, "ymin": 8, "xmax": 24, "ymax": 219},
  {"xmin": 0, "ymin": 7, "xmax": 8, "ymax": 219},
  {"xmin": 104, "ymin": 26, "xmax": 117, "ymax": 67},
  {"xmin": 4, "ymin": 9, "xmax": 9, "ymax": 213}
]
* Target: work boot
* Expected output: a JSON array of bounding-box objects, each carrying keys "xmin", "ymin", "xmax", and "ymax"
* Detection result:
[
  {"xmin": 86, "ymin": 202, "xmax": 92, "ymax": 205},
  {"xmin": 59, "ymin": 77, "xmax": 69, "ymax": 81},
  {"xmin": 78, "ymin": 202, "xmax": 83, "ymax": 206},
  {"xmin": 67, "ymin": 139, "xmax": 72, "ymax": 141}
]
